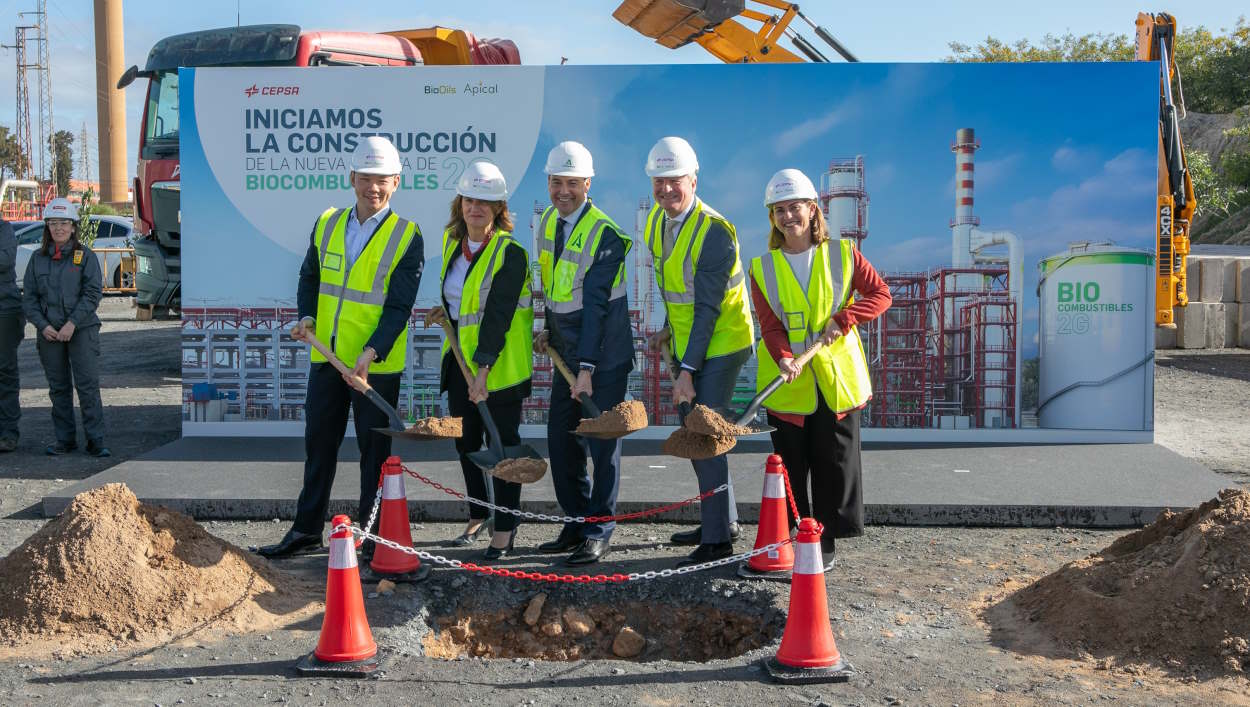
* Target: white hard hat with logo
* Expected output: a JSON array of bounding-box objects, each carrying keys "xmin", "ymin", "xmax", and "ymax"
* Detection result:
[
  {"xmin": 42, "ymin": 197, "xmax": 79, "ymax": 221},
  {"xmin": 457, "ymin": 160, "xmax": 509, "ymax": 201},
  {"xmin": 764, "ymin": 168, "xmax": 818, "ymax": 206},
  {"xmin": 351, "ymin": 135, "xmax": 402, "ymax": 175},
  {"xmin": 645, "ymin": 136, "xmax": 699, "ymax": 178},
  {"xmin": 545, "ymin": 141, "xmax": 594, "ymax": 178}
]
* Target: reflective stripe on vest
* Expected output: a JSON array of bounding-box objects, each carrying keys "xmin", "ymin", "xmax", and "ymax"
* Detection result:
[
  {"xmin": 750, "ymin": 239, "xmax": 872, "ymax": 415},
  {"xmin": 312, "ymin": 207, "xmax": 417, "ymax": 374},
  {"xmin": 440, "ymin": 229, "xmax": 534, "ymax": 392},
  {"xmin": 537, "ymin": 202, "xmax": 631, "ymax": 314},
  {"xmin": 643, "ymin": 198, "xmax": 752, "ymax": 361}
]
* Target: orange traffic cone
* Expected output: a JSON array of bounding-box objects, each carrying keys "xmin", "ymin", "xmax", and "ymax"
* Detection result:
[
  {"xmin": 764, "ymin": 517, "xmax": 854, "ymax": 684},
  {"xmin": 739, "ymin": 454, "xmax": 796, "ymax": 581},
  {"xmin": 364, "ymin": 456, "xmax": 430, "ymax": 583},
  {"xmin": 295, "ymin": 515, "xmax": 381, "ymax": 677}
]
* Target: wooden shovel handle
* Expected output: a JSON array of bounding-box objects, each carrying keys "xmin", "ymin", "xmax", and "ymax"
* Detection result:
[
  {"xmin": 546, "ymin": 347, "xmax": 578, "ymax": 387},
  {"xmin": 437, "ymin": 320, "xmax": 475, "ymax": 386},
  {"xmin": 303, "ymin": 331, "xmax": 370, "ymax": 393}
]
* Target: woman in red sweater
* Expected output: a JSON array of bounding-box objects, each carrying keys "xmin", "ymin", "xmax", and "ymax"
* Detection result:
[{"xmin": 748, "ymin": 169, "xmax": 892, "ymax": 571}]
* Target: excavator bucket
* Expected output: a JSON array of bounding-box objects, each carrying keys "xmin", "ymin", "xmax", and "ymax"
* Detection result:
[
  {"xmin": 613, "ymin": 0, "xmax": 745, "ymax": 49},
  {"xmin": 384, "ymin": 27, "xmax": 520, "ymax": 65}
]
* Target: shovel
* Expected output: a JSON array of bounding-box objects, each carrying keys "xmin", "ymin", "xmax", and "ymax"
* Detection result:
[
  {"xmin": 546, "ymin": 348, "xmax": 645, "ymax": 440},
  {"xmin": 303, "ymin": 331, "xmax": 409, "ymax": 434},
  {"xmin": 692, "ymin": 340, "xmax": 831, "ymax": 437},
  {"xmin": 434, "ymin": 319, "xmax": 544, "ymax": 473}
]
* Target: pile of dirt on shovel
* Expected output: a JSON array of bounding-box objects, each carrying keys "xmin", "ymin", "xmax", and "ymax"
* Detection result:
[
  {"xmin": 662, "ymin": 427, "xmax": 736, "ymax": 460},
  {"xmin": 684, "ymin": 404, "xmax": 754, "ymax": 437},
  {"xmin": 985, "ymin": 488, "xmax": 1250, "ymax": 675},
  {"xmin": 409, "ymin": 416, "xmax": 463, "ymax": 437},
  {"xmin": 0, "ymin": 484, "xmax": 319, "ymax": 658},
  {"xmin": 575, "ymin": 400, "xmax": 648, "ymax": 436}
]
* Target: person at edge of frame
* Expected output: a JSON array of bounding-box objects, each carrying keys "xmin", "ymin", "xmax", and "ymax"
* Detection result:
[{"xmin": 0, "ymin": 215, "xmax": 21, "ymax": 453}]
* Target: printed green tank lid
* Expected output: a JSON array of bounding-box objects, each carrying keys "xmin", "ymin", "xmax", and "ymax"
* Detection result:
[{"xmin": 1039, "ymin": 244, "xmax": 1153, "ymax": 275}]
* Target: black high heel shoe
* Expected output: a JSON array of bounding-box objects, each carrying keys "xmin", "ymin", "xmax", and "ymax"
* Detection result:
[
  {"xmin": 448, "ymin": 520, "xmax": 491, "ymax": 547},
  {"xmin": 482, "ymin": 529, "xmax": 516, "ymax": 561}
]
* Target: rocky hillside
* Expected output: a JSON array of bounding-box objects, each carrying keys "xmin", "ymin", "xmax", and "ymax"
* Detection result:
[{"xmin": 1182, "ymin": 108, "xmax": 1250, "ymax": 244}]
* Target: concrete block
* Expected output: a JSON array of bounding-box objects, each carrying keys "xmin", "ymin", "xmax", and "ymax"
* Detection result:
[
  {"xmin": 1238, "ymin": 260, "xmax": 1250, "ymax": 303},
  {"xmin": 1154, "ymin": 324, "xmax": 1177, "ymax": 349},
  {"xmin": 1227, "ymin": 304, "xmax": 1239, "ymax": 348},
  {"xmin": 1185, "ymin": 255, "xmax": 1203, "ymax": 301},
  {"xmin": 1205, "ymin": 302, "xmax": 1227, "ymax": 348},
  {"xmin": 1176, "ymin": 303, "xmax": 1206, "ymax": 349},
  {"xmin": 1199, "ymin": 258, "xmax": 1236, "ymax": 303},
  {"xmin": 1242, "ymin": 303, "xmax": 1250, "ymax": 348}
]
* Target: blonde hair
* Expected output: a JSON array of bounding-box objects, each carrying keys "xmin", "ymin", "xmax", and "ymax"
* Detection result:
[
  {"xmin": 767, "ymin": 200, "xmax": 829, "ymax": 251},
  {"xmin": 445, "ymin": 195, "xmax": 515, "ymax": 241}
]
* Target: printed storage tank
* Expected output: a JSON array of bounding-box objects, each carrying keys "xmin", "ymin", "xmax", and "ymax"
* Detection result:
[{"xmin": 1037, "ymin": 244, "xmax": 1154, "ymax": 430}]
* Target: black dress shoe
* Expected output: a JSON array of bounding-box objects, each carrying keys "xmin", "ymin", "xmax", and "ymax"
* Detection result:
[
  {"xmin": 448, "ymin": 521, "xmax": 491, "ymax": 547},
  {"xmin": 538, "ymin": 532, "xmax": 583, "ymax": 554},
  {"xmin": 45, "ymin": 440, "xmax": 78, "ymax": 456},
  {"xmin": 565, "ymin": 538, "xmax": 609, "ymax": 566},
  {"xmin": 86, "ymin": 440, "xmax": 111, "ymax": 458},
  {"xmin": 670, "ymin": 522, "xmax": 740, "ymax": 546},
  {"xmin": 255, "ymin": 529, "xmax": 322, "ymax": 558},
  {"xmin": 359, "ymin": 540, "xmax": 375, "ymax": 564},
  {"xmin": 482, "ymin": 530, "xmax": 516, "ymax": 561},
  {"xmin": 822, "ymin": 550, "xmax": 836, "ymax": 573},
  {"xmin": 676, "ymin": 541, "xmax": 734, "ymax": 567}
]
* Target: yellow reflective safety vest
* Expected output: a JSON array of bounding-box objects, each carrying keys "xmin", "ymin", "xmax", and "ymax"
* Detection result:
[
  {"xmin": 440, "ymin": 229, "xmax": 534, "ymax": 392},
  {"xmin": 312, "ymin": 207, "xmax": 418, "ymax": 374},
  {"xmin": 749, "ymin": 239, "xmax": 872, "ymax": 415},
  {"xmin": 537, "ymin": 201, "xmax": 631, "ymax": 314},
  {"xmin": 643, "ymin": 198, "xmax": 753, "ymax": 361}
]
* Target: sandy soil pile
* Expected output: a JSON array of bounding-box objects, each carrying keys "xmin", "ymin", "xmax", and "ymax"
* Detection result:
[
  {"xmin": 0, "ymin": 484, "xmax": 318, "ymax": 657},
  {"xmin": 408, "ymin": 416, "xmax": 463, "ymax": 437},
  {"xmin": 989, "ymin": 488, "xmax": 1250, "ymax": 674},
  {"xmin": 684, "ymin": 404, "xmax": 753, "ymax": 437},
  {"xmin": 575, "ymin": 400, "xmax": 648, "ymax": 437},
  {"xmin": 663, "ymin": 428, "xmax": 737, "ymax": 459},
  {"xmin": 491, "ymin": 458, "xmax": 549, "ymax": 484}
]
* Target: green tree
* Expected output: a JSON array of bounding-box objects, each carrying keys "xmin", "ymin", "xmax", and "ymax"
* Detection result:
[
  {"xmin": 947, "ymin": 32, "xmax": 1132, "ymax": 63},
  {"xmin": 1188, "ymin": 150, "xmax": 1246, "ymax": 217},
  {"xmin": 48, "ymin": 129, "xmax": 73, "ymax": 197},
  {"xmin": 0, "ymin": 126, "xmax": 28, "ymax": 179}
]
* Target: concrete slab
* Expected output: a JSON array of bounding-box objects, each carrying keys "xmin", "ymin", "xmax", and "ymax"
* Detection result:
[
  {"xmin": 1240, "ymin": 260, "xmax": 1250, "ymax": 303},
  {"xmin": 42, "ymin": 437, "xmax": 1232, "ymax": 528},
  {"xmin": 1177, "ymin": 302, "xmax": 1206, "ymax": 349},
  {"xmin": 1242, "ymin": 303, "xmax": 1250, "ymax": 348},
  {"xmin": 1227, "ymin": 304, "xmax": 1240, "ymax": 349},
  {"xmin": 1186, "ymin": 255, "xmax": 1204, "ymax": 300},
  {"xmin": 1154, "ymin": 323, "xmax": 1177, "ymax": 349},
  {"xmin": 1199, "ymin": 258, "xmax": 1233, "ymax": 303},
  {"xmin": 1205, "ymin": 302, "xmax": 1227, "ymax": 348}
]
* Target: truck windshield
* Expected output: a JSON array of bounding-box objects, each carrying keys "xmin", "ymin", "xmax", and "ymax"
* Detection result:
[{"xmin": 143, "ymin": 71, "xmax": 179, "ymax": 158}]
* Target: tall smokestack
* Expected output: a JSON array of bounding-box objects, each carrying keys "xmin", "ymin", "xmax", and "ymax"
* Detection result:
[
  {"xmin": 950, "ymin": 127, "xmax": 979, "ymax": 267},
  {"xmin": 93, "ymin": 0, "xmax": 128, "ymax": 207}
]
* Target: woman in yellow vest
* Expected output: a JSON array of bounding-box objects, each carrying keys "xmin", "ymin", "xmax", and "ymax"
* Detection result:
[
  {"xmin": 428, "ymin": 161, "xmax": 534, "ymax": 561},
  {"xmin": 749, "ymin": 169, "xmax": 892, "ymax": 572}
]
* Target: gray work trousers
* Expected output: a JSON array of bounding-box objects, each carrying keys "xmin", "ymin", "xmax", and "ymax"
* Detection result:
[
  {"xmin": 0, "ymin": 310, "xmax": 22, "ymax": 439},
  {"xmin": 685, "ymin": 348, "xmax": 749, "ymax": 544},
  {"xmin": 36, "ymin": 325, "xmax": 105, "ymax": 444}
]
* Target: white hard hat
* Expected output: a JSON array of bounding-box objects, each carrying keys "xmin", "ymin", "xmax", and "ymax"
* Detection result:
[
  {"xmin": 645, "ymin": 136, "xmax": 698, "ymax": 178},
  {"xmin": 42, "ymin": 197, "xmax": 79, "ymax": 221},
  {"xmin": 764, "ymin": 169, "xmax": 818, "ymax": 206},
  {"xmin": 351, "ymin": 136, "xmax": 402, "ymax": 175},
  {"xmin": 545, "ymin": 141, "xmax": 594, "ymax": 177},
  {"xmin": 457, "ymin": 160, "xmax": 509, "ymax": 201}
]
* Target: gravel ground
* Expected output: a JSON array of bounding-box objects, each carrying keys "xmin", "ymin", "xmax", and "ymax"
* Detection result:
[{"xmin": 1, "ymin": 300, "xmax": 1248, "ymax": 705}]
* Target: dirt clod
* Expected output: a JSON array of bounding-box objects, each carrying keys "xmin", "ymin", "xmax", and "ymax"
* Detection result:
[
  {"xmin": 986, "ymin": 488, "xmax": 1250, "ymax": 675},
  {"xmin": 377, "ymin": 579, "xmax": 396, "ymax": 595},
  {"xmin": 407, "ymin": 416, "xmax": 463, "ymax": 438},
  {"xmin": 563, "ymin": 607, "xmax": 594, "ymax": 637},
  {"xmin": 612, "ymin": 626, "xmax": 646, "ymax": 658},
  {"xmin": 540, "ymin": 620, "xmax": 564, "ymax": 637},
  {"xmin": 523, "ymin": 593, "xmax": 546, "ymax": 627},
  {"xmin": 0, "ymin": 484, "xmax": 318, "ymax": 658},
  {"xmin": 490, "ymin": 458, "xmax": 549, "ymax": 484},
  {"xmin": 684, "ymin": 404, "xmax": 753, "ymax": 437},
  {"xmin": 575, "ymin": 400, "xmax": 648, "ymax": 437},
  {"xmin": 662, "ymin": 427, "xmax": 737, "ymax": 460}
]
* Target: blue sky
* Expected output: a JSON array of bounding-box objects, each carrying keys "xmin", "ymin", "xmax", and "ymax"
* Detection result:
[{"xmin": 0, "ymin": 0, "xmax": 1243, "ymax": 182}]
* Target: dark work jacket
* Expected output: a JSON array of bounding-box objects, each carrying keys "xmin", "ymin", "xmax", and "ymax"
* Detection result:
[
  {"xmin": 22, "ymin": 241, "xmax": 102, "ymax": 330},
  {"xmin": 296, "ymin": 209, "xmax": 425, "ymax": 365},
  {"xmin": 439, "ymin": 237, "xmax": 532, "ymax": 404},
  {"xmin": 0, "ymin": 221, "xmax": 19, "ymax": 314},
  {"xmin": 545, "ymin": 220, "xmax": 635, "ymax": 375}
]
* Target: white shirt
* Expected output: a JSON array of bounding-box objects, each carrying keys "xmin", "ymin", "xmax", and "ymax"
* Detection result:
[
  {"xmin": 782, "ymin": 245, "xmax": 815, "ymax": 291},
  {"xmin": 444, "ymin": 237, "xmax": 486, "ymax": 320},
  {"xmin": 343, "ymin": 205, "xmax": 391, "ymax": 268}
]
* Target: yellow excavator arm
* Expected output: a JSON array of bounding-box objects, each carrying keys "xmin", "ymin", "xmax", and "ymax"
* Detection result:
[
  {"xmin": 613, "ymin": 0, "xmax": 856, "ymax": 63},
  {"xmin": 1136, "ymin": 11, "xmax": 1195, "ymax": 327}
]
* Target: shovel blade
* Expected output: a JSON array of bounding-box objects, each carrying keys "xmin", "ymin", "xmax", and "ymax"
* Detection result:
[
  {"xmin": 468, "ymin": 444, "xmax": 544, "ymax": 470},
  {"xmin": 706, "ymin": 406, "xmax": 775, "ymax": 437},
  {"xmin": 372, "ymin": 427, "xmax": 447, "ymax": 441}
]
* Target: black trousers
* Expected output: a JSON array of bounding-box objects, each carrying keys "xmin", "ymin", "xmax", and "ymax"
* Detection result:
[
  {"xmin": 768, "ymin": 401, "xmax": 865, "ymax": 552},
  {"xmin": 547, "ymin": 365, "xmax": 628, "ymax": 541},
  {"xmin": 446, "ymin": 367, "xmax": 524, "ymax": 533},
  {"xmin": 0, "ymin": 310, "xmax": 23, "ymax": 440},
  {"xmin": 294, "ymin": 363, "xmax": 399, "ymax": 534}
]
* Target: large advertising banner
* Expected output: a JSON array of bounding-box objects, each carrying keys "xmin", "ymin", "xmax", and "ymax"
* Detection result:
[{"xmin": 179, "ymin": 63, "xmax": 1157, "ymax": 442}]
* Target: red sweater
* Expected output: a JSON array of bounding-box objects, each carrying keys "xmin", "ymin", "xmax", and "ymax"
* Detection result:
[{"xmin": 749, "ymin": 245, "xmax": 892, "ymax": 426}]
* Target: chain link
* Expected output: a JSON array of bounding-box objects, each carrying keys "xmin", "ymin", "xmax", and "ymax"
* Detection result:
[
  {"xmin": 401, "ymin": 464, "xmax": 728, "ymax": 525},
  {"xmin": 353, "ymin": 481, "xmax": 384, "ymax": 549}
]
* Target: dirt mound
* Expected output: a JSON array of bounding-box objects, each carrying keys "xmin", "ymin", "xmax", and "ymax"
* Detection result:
[
  {"xmin": 986, "ymin": 488, "xmax": 1250, "ymax": 675},
  {"xmin": 684, "ymin": 404, "xmax": 753, "ymax": 437},
  {"xmin": 575, "ymin": 400, "xmax": 648, "ymax": 437},
  {"xmin": 0, "ymin": 484, "xmax": 319, "ymax": 658},
  {"xmin": 490, "ymin": 457, "xmax": 548, "ymax": 484},
  {"xmin": 408, "ymin": 416, "xmax": 462, "ymax": 437},
  {"xmin": 663, "ymin": 427, "xmax": 737, "ymax": 459}
]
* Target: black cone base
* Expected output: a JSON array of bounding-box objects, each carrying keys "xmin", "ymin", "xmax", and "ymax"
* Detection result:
[
  {"xmin": 736, "ymin": 562, "xmax": 792, "ymax": 582},
  {"xmin": 763, "ymin": 655, "xmax": 854, "ymax": 684},
  {"xmin": 361, "ymin": 563, "xmax": 431, "ymax": 584},
  {"xmin": 295, "ymin": 651, "xmax": 382, "ymax": 678}
]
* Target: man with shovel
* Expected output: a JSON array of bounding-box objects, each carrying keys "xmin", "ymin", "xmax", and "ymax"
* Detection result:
[
  {"xmin": 643, "ymin": 137, "xmax": 754, "ymax": 566},
  {"xmin": 257, "ymin": 136, "xmax": 424, "ymax": 559},
  {"xmin": 533, "ymin": 141, "xmax": 634, "ymax": 566}
]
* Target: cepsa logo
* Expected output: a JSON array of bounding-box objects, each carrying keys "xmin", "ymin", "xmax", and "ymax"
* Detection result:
[{"xmin": 244, "ymin": 84, "xmax": 300, "ymax": 98}]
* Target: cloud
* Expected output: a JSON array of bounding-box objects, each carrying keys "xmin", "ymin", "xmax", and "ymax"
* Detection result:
[{"xmin": 773, "ymin": 106, "xmax": 851, "ymax": 155}]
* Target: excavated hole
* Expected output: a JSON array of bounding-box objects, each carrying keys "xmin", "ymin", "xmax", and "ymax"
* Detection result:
[{"xmin": 423, "ymin": 596, "xmax": 782, "ymax": 662}]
